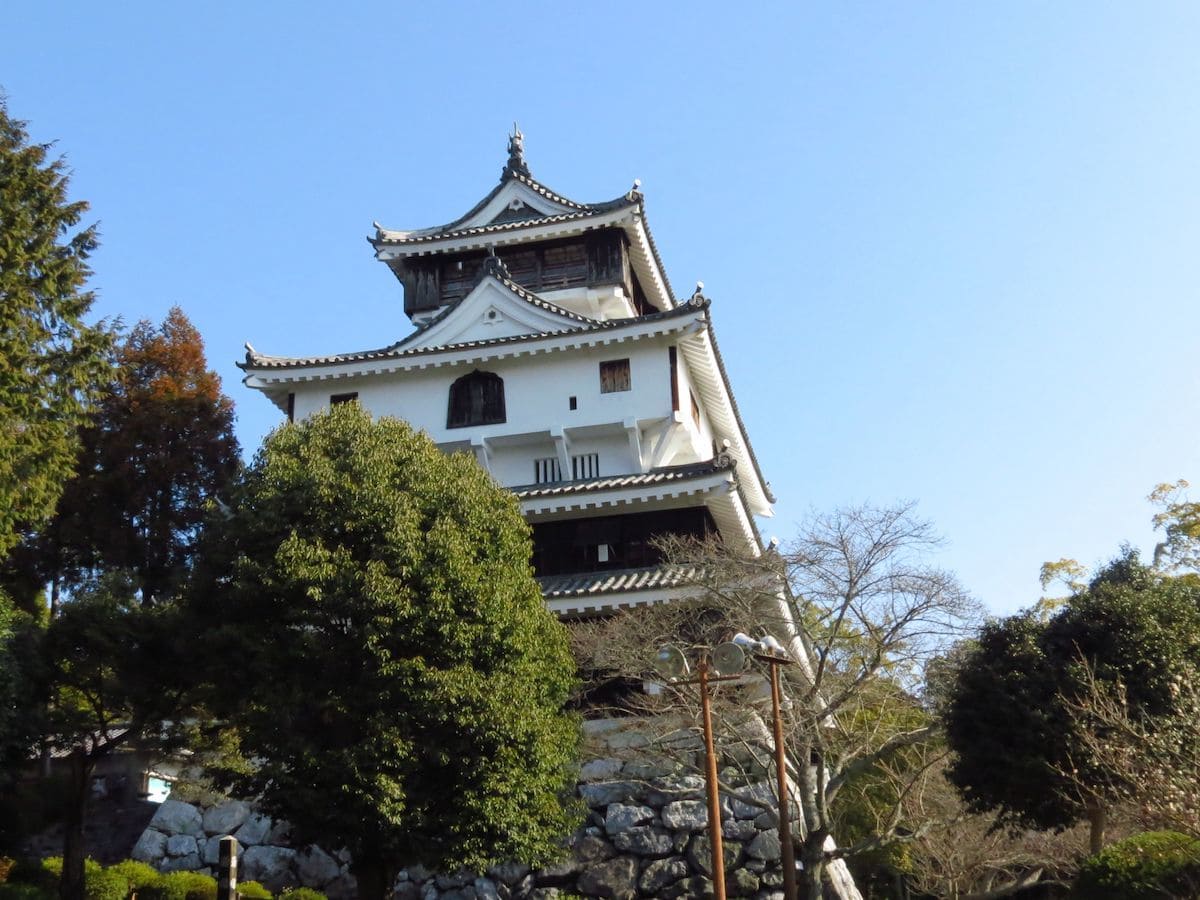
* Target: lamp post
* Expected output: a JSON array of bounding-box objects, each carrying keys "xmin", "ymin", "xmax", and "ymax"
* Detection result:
[
  {"xmin": 655, "ymin": 643, "xmax": 745, "ymax": 900},
  {"xmin": 732, "ymin": 633, "xmax": 799, "ymax": 900}
]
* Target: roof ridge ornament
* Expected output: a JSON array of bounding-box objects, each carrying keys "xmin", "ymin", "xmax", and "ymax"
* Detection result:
[
  {"xmin": 690, "ymin": 281, "xmax": 709, "ymax": 307},
  {"xmin": 481, "ymin": 245, "xmax": 511, "ymax": 280},
  {"xmin": 503, "ymin": 123, "xmax": 531, "ymax": 180}
]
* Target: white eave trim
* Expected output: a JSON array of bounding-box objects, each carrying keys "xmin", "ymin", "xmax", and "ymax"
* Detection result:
[
  {"xmin": 545, "ymin": 584, "xmax": 700, "ymax": 618},
  {"xmin": 242, "ymin": 312, "xmax": 705, "ymax": 387},
  {"xmin": 678, "ymin": 329, "xmax": 773, "ymax": 517}
]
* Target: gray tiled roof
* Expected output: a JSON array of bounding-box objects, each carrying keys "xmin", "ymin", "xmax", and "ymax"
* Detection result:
[
  {"xmin": 240, "ymin": 286, "xmax": 708, "ymax": 371},
  {"xmin": 514, "ymin": 458, "xmax": 734, "ymax": 500},
  {"xmin": 371, "ymin": 171, "xmax": 638, "ymax": 246},
  {"xmin": 537, "ymin": 564, "xmax": 701, "ymax": 599}
]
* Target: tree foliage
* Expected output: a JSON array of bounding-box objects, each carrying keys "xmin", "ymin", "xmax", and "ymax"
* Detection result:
[
  {"xmin": 946, "ymin": 550, "xmax": 1200, "ymax": 852},
  {"xmin": 8, "ymin": 308, "xmax": 238, "ymax": 608},
  {"xmin": 0, "ymin": 98, "xmax": 114, "ymax": 559},
  {"xmin": 191, "ymin": 405, "xmax": 579, "ymax": 900}
]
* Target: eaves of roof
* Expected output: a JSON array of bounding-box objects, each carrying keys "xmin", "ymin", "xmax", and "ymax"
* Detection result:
[
  {"xmin": 513, "ymin": 458, "xmax": 733, "ymax": 500},
  {"xmin": 537, "ymin": 564, "xmax": 702, "ymax": 600},
  {"xmin": 700, "ymin": 309, "xmax": 776, "ymax": 504},
  {"xmin": 371, "ymin": 171, "xmax": 638, "ymax": 247},
  {"xmin": 240, "ymin": 292, "xmax": 709, "ymax": 372}
]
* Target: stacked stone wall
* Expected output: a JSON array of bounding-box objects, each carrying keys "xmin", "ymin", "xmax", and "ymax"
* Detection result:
[{"xmin": 130, "ymin": 719, "xmax": 861, "ymax": 900}]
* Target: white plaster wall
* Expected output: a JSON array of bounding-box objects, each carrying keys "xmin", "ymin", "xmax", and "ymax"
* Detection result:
[{"xmin": 280, "ymin": 337, "xmax": 713, "ymax": 488}]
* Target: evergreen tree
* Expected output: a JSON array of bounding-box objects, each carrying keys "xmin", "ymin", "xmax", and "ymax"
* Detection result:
[{"xmin": 0, "ymin": 98, "xmax": 114, "ymax": 560}]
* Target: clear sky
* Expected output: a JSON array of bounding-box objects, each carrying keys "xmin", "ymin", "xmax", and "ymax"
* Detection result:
[{"xmin": 7, "ymin": 2, "xmax": 1199, "ymax": 615}]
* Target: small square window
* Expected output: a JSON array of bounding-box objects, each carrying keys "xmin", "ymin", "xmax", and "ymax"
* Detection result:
[
  {"xmin": 330, "ymin": 392, "xmax": 359, "ymax": 406},
  {"xmin": 600, "ymin": 359, "xmax": 631, "ymax": 393}
]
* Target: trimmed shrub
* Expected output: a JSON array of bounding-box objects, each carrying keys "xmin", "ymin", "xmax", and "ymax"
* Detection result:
[
  {"xmin": 141, "ymin": 871, "xmax": 217, "ymax": 900},
  {"xmin": 1074, "ymin": 830, "xmax": 1200, "ymax": 899},
  {"xmin": 0, "ymin": 885, "xmax": 55, "ymax": 900},
  {"xmin": 236, "ymin": 881, "xmax": 271, "ymax": 900},
  {"xmin": 84, "ymin": 868, "xmax": 129, "ymax": 900},
  {"xmin": 107, "ymin": 861, "xmax": 160, "ymax": 895},
  {"xmin": 278, "ymin": 889, "xmax": 326, "ymax": 900}
]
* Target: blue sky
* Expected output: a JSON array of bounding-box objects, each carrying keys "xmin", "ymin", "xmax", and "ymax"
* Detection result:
[{"xmin": 7, "ymin": 2, "xmax": 1199, "ymax": 614}]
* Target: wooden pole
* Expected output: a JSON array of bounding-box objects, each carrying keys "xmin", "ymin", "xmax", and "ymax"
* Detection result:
[
  {"xmin": 699, "ymin": 659, "xmax": 728, "ymax": 900},
  {"xmin": 770, "ymin": 660, "xmax": 799, "ymax": 900},
  {"xmin": 217, "ymin": 836, "xmax": 239, "ymax": 900}
]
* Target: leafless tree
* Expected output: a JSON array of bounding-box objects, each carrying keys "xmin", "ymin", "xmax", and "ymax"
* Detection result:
[{"xmin": 572, "ymin": 502, "xmax": 981, "ymax": 899}]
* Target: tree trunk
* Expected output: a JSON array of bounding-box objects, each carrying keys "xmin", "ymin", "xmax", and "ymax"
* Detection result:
[
  {"xmin": 800, "ymin": 832, "xmax": 826, "ymax": 900},
  {"xmin": 352, "ymin": 856, "xmax": 396, "ymax": 900},
  {"xmin": 60, "ymin": 749, "xmax": 92, "ymax": 900},
  {"xmin": 1087, "ymin": 800, "xmax": 1107, "ymax": 855}
]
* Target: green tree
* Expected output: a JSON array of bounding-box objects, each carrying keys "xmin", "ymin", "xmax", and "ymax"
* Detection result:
[
  {"xmin": 191, "ymin": 405, "xmax": 580, "ymax": 900},
  {"xmin": 0, "ymin": 98, "xmax": 114, "ymax": 559},
  {"xmin": 38, "ymin": 576, "xmax": 195, "ymax": 900},
  {"xmin": 946, "ymin": 550, "xmax": 1200, "ymax": 854},
  {"xmin": 9, "ymin": 308, "xmax": 238, "ymax": 610}
]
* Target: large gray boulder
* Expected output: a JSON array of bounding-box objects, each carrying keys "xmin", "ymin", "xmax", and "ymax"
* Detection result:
[
  {"xmin": 610, "ymin": 826, "xmax": 673, "ymax": 857},
  {"xmin": 241, "ymin": 845, "xmax": 298, "ymax": 893},
  {"xmin": 149, "ymin": 801, "xmax": 203, "ymax": 836},
  {"xmin": 661, "ymin": 799, "xmax": 708, "ymax": 831},
  {"xmin": 295, "ymin": 845, "xmax": 340, "ymax": 886},
  {"xmin": 130, "ymin": 829, "xmax": 167, "ymax": 863},
  {"xmin": 639, "ymin": 856, "xmax": 689, "ymax": 894},
  {"xmin": 234, "ymin": 813, "xmax": 272, "ymax": 847},
  {"xmin": 202, "ymin": 800, "xmax": 250, "ymax": 836},
  {"xmin": 166, "ymin": 834, "xmax": 199, "ymax": 858},
  {"xmin": 603, "ymin": 803, "xmax": 654, "ymax": 835},
  {"xmin": 576, "ymin": 856, "xmax": 638, "ymax": 899}
]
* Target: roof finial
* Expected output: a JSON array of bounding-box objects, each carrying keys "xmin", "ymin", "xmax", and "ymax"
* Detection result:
[{"xmin": 504, "ymin": 123, "xmax": 531, "ymax": 179}]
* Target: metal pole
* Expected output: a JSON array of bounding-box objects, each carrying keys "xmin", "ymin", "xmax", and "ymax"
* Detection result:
[
  {"xmin": 699, "ymin": 658, "xmax": 728, "ymax": 900},
  {"xmin": 770, "ymin": 660, "xmax": 799, "ymax": 900}
]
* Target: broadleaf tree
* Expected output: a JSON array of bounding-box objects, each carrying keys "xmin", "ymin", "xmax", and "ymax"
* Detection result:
[
  {"xmin": 0, "ymin": 97, "xmax": 114, "ymax": 559},
  {"xmin": 190, "ymin": 404, "xmax": 580, "ymax": 900},
  {"xmin": 946, "ymin": 549, "xmax": 1200, "ymax": 854}
]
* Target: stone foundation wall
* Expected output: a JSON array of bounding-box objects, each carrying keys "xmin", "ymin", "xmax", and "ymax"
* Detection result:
[{"xmin": 131, "ymin": 719, "xmax": 861, "ymax": 900}]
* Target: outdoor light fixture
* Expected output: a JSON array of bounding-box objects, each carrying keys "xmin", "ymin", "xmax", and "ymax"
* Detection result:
[{"xmin": 654, "ymin": 642, "xmax": 746, "ymax": 900}]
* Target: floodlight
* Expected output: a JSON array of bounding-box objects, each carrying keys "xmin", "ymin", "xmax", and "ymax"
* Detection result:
[
  {"xmin": 761, "ymin": 635, "xmax": 788, "ymax": 658},
  {"xmin": 655, "ymin": 644, "xmax": 690, "ymax": 680},
  {"xmin": 711, "ymin": 642, "xmax": 747, "ymax": 676},
  {"xmin": 731, "ymin": 632, "xmax": 764, "ymax": 652}
]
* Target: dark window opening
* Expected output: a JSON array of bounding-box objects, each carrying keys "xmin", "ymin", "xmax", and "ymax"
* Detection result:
[
  {"xmin": 600, "ymin": 359, "xmax": 631, "ymax": 393},
  {"xmin": 447, "ymin": 370, "xmax": 506, "ymax": 428},
  {"xmin": 531, "ymin": 507, "xmax": 717, "ymax": 576},
  {"xmin": 330, "ymin": 392, "xmax": 358, "ymax": 406},
  {"xmin": 287, "ymin": 393, "xmax": 296, "ymax": 422},
  {"xmin": 569, "ymin": 396, "xmax": 578, "ymax": 410}
]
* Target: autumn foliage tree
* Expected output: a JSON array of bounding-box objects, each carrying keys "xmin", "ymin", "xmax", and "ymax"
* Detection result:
[{"xmin": 16, "ymin": 307, "xmax": 239, "ymax": 607}]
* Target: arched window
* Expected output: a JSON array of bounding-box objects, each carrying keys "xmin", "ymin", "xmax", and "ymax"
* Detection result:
[{"xmin": 447, "ymin": 370, "xmax": 506, "ymax": 428}]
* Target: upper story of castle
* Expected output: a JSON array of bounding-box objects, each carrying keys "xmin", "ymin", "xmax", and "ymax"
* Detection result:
[
  {"xmin": 239, "ymin": 133, "xmax": 775, "ymax": 534},
  {"xmin": 370, "ymin": 129, "xmax": 673, "ymax": 326}
]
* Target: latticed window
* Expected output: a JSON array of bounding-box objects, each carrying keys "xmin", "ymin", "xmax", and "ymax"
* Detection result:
[
  {"xmin": 572, "ymin": 453, "xmax": 600, "ymax": 480},
  {"xmin": 600, "ymin": 359, "xmax": 631, "ymax": 393},
  {"xmin": 534, "ymin": 457, "xmax": 562, "ymax": 484},
  {"xmin": 447, "ymin": 370, "xmax": 505, "ymax": 428}
]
